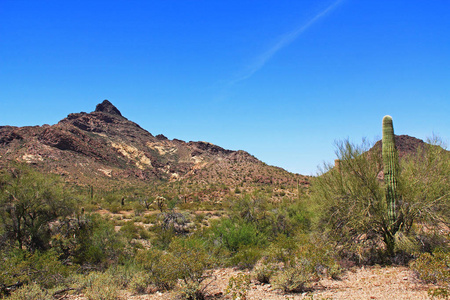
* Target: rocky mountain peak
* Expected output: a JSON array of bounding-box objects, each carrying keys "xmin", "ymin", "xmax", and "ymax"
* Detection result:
[{"xmin": 95, "ymin": 100, "xmax": 122, "ymax": 117}]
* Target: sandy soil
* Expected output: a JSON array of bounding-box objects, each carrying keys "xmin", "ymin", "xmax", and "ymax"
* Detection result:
[{"xmin": 67, "ymin": 265, "xmax": 435, "ymax": 300}]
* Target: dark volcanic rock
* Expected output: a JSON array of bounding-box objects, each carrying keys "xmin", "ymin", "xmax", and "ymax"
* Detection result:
[
  {"xmin": 95, "ymin": 100, "xmax": 123, "ymax": 117},
  {"xmin": 372, "ymin": 135, "xmax": 427, "ymax": 158},
  {"xmin": 0, "ymin": 126, "xmax": 22, "ymax": 145}
]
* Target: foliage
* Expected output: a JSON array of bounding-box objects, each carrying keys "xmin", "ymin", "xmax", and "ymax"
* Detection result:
[
  {"xmin": 252, "ymin": 258, "xmax": 279, "ymax": 284},
  {"xmin": 135, "ymin": 236, "xmax": 214, "ymax": 292},
  {"xmin": 0, "ymin": 248, "xmax": 73, "ymax": 295},
  {"xmin": 178, "ymin": 280, "xmax": 207, "ymax": 300},
  {"xmin": 311, "ymin": 139, "xmax": 386, "ymax": 263},
  {"xmin": 228, "ymin": 245, "xmax": 264, "ymax": 269},
  {"xmin": 7, "ymin": 283, "xmax": 52, "ymax": 300},
  {"xmin": 410, "ymin": 250, "xmax": 450, "ymax": 284},
  {"xmin": 211, "ymin": 217, "xmax": 266, "ymax": 254},
  {"xmin": 135, "ymin": 249, "xmax": 175, "ymax": 290},
  {"xmin": 226, "ymin": 273, "xmax": 251, "ymax": 300},
  {"xmin": 272, "ymin": 263, "xmax": 312, "ymax": 293},
  {"xmin": 410, "ymin": 249, "xmax": 450, "ymax": 299},
  {"xmin": 82, "ymin": 272, "xmax": 122, "ymax": 300},
  {"xmin": 0, "ymin": 164, "xmax": 76, "ymax": 252},
  {"xmin": 72, "ymin": 214, "xmax": 128, "ymax": 266},
  {"xmin": 104, "ymin": 262, "xmax": 142, "ymax": 289},
  {"xmin": 252, "ymin": 234, "xmax": 340, "ymax": 293},
  {"xmin": 129, "ymin": 271, "xmax": 151, "ymax": 294},
  {"xmin": 311, "ymin": 136, "xmax": 450, "ymax": 263},
  {"xmin": 399, "ymin": 139, "xmax": 450, "ymax": 251}
]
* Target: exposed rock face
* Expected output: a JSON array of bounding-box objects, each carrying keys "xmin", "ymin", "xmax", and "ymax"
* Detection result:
[
  {"xmin": 0, "ymin": 101, "xmax": 307, "ymax": 192},
  {"xmin": 372, "ymin": 135, "xmax": 427, "ymax": 159},
  {"xmin": 95, "ymin": 100, "xmax": 123, "ymax": 117}
]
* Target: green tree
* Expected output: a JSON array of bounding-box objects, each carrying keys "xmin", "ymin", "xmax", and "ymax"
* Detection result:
[
  {"xmin": 0, "ymin": 165, "xmax": 75, "ymax": 252},
  {"xmin": 311, "ymin": 136, "xmax": 450, "ymax": 262}
]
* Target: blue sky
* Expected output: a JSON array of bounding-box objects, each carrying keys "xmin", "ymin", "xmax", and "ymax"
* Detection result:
[{"xmin": 1, "ymin": 1, "xmax": 449, "ymax": 175}]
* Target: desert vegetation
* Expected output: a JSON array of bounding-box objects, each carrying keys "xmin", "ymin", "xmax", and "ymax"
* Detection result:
[{"xmin": 0, "ymin": 116, "xmax": 449, "ymax": 299}]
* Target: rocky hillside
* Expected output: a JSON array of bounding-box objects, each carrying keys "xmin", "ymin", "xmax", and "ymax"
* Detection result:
[
  {"xmin": 371, "ymin": 134, "xmax": 428, "ymax": 159},
  {"xmin": 0, "ymin": 100, "xmax": 308, "ymax": 198}
]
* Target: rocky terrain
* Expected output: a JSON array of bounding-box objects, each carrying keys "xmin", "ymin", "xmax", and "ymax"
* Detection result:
[
  {"xmin": 0, "ymin": 100, "xmax": 308, "ymax": 198},
  {"xmin": 1, "ymin": 100, "xmax": 441, "ymax": 200}
]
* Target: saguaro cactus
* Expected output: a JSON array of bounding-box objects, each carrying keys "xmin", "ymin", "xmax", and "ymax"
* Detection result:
[{"xmin": 382, "ymin": 115, "xmax": 399, "ymax": 232}]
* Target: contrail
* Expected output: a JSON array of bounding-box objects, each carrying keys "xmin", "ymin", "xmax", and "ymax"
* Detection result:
[{"xmin": 229, "ymin": 0, "xmax": 344, "ymax": 85}]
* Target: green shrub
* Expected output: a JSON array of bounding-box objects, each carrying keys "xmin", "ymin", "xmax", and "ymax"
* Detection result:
[
  {"xmin": 132, "ymin": 201, "xmax": 145, "ymax": 216},
  {"xmin": 0, "ymin": 249, "xmax": 73, "ymax": 291},
  {"xmin": 410, "ymin": 250, "xmax": 450, "ymax": 299},
  {"xmin": 178, "ymin": 280, "xmax": 207, "ymax": 300},
  {"xmin": 119, "ymin": 221, "xmax": 140, "ymax": 239},
  {"xmin": 257, "ymin": 234, "xmax": 340, "ymax": 292},
  {"xmin": 311, "ymin": 135, "xmax": 450, "ymax": 263},
  {"xmin": 129, "ymin": 271, "xmax": 151, "ymax": 294},
  {"xmin": 104, "ymin": 262, "xmax": 141, "ymax": 289},
  {"xmin": 272, "ymin": 263, "xmax": 313, "ymax": 293},
  {"xmin": 168, "ymin": 237, "xmax": 215, "ymax": 285},
  {"xmin": 228, "ymin": 246, "xmax": 263, "ymax": 269},
  {"xmin": 253, "ymin": 259, "xmax": 279, "ymax": 284},
  {"xmin": 226, "ymin": 273, "xmax": 251, "ymax": 300},
  {"xmin": 410, "ymin": 250, "xmax": 450, "ymax": 284},
  {"xmin": 0, "ymin": 164, "xmax": 76, "ymax": 252},
  {"xmin": 7, "ymin": 283, "xmax": 52, "ymax": 300},
  {"xmin": 73, "ymin": 214, "xmax": 128, "ymax": 266},
  {"xmin": 211, "ymin": 218, "xmax": 266, "ymax": 253},
  {"xmin": 135, "ymin": 249, "xmax": 177, "ymax": 291},
  {"xmin": 108, "ymin": 203, "xmax": 121, "ymax": 214},
  {"xmin": 83, "ymin": 272, "xmax": 122, "ymax": 300}
]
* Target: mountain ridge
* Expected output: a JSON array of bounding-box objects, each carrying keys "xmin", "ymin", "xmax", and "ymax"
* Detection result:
[{"xmin": 0, "ymin": 100, "xmax": 307, "ymax": 199}]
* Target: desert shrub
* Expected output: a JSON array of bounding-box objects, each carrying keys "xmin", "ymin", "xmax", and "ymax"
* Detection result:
[
  {"xmin": 253, "ymin": 258, "xmax": 279, "ymax": 284},
  {"xmin": 255, "ymin": 234, "xmax": 340, "ymax": 292},
  {"xmin": 0, "ymin": 164, "xmax": 76, "ymax": 252},
  {"xmin": 272, "ymin": 262, "xmax": 313, "ymax": 293},
  {"xmin": 73, "ymin": 214, "xmax": 128, "ymax": 266},
  {"xmin": 149, "ymin": 222, "xmax": 176, "ymax": 250},
  {"xmin": 119, "ymin": 221, "xmax": 140, "ymax": 239},
  {"xmin": 129, "ymin": 271, "xmax": 151, "ymax": 294},
  {"xmin": 211, "ymin": 218, "xmax": 266, "ymax": 253},
  {"xmin": 107, "ymin": 203, "xmax": 121, "ymax": 214},
  {"xmin": 7, "ymin": 283, "xmax": 52, "ymax": 300},
  {"xmin": 136, "ymin": 236, "xmax": 215, "ymax": 293},
  {"xmin": 135, "ymin": 249, "xmax": 177, "ymax": 291},
  {"xmin": 0, "ymin": 248, "xmax": 73, "ymax": 293},
  {"xmin": 227, "ymin": 193, "xmax": 270, "ymax": 225},
  {"xmin": 82, "ymin": 272, "xmax": 122, "ymax": 300},
  {"xmin": 178, "ymin": 280, "xmax": 207, "ymax": 300},
  {"xmin": 194, "ymin": 213, "xmax": 206, "ymax": 225},
  {"xmin": 310, "ymin": 138, "xmax": 450, "ymax": 263},
  {"xmin": 142, "ymin": 213, "xmax": 157, "ymax": 224},
  {"xmin": 226, "ymin": 273, "xmax": 251, "ymax": 300},
  {"xmin": 410, "ymin": 250, "xmax": 450, "ymax": 284},
  {"xmin": 168, "ymin": 237, "xmax": 215, "ymax": 285},
  {"xmin": 228, "ymin": 245, "xmax": 264, "ymax": 269},
  {"xmin": 132, "ymin": 201, "xmax": 145, "ymax": 216},
  {"xmin": 410, "ymin": 249, "xmax": 450, "ymax": 298},
  {"xmin": 284, "ymin": 201, "xmax": 312, "ymax": 233},
  {"xmin": 104, "ymin": 262, "xmax": 142, "ymax": 289}
]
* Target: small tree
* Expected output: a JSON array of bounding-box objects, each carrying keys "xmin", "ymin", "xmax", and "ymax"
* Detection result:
[
  {"xmin": 311, "ymin": 132, "xmax": 450, "ymax": 262},
  {"xmin": 0, "ymin": 165, "xmax": 75, "ymax": 252}
]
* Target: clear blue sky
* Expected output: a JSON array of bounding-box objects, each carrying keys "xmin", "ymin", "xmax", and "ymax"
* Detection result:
[{"xmin": 1, "ymin": 1, "xmax": 449, "ymax": 175}]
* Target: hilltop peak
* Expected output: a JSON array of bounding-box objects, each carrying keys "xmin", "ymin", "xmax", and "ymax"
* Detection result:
[{"xmin": 95, "ymin": 100, "xmax": 122, "ymax": 117}]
